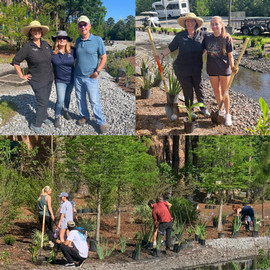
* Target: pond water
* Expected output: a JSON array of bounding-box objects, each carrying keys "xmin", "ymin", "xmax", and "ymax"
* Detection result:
[{"xmin": 185, "ymin": 258, "xmax": 256, "ymax": 270}]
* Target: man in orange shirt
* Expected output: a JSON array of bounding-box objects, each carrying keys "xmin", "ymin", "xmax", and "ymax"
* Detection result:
[{"xmin": 148, "ymin": 196, "xmax": 172, "ymax": 250}]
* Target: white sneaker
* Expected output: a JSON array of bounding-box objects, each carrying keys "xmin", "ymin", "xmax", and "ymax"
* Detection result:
[{"xmin": 225, "ymin": 114, "xmax": 232, "ymax": 126}]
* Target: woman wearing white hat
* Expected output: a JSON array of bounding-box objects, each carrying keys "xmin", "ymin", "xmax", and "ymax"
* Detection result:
[
  {"xmin": 157, "ymin": 13, "xmax": 209, "ymax": 118},
  {"xmin": 51, "ymin": 31, "xmax": 75, "ymax": 128},
  {"xmin": 11, "ymin": 21, "xmax": 53, "ymax": 134}
]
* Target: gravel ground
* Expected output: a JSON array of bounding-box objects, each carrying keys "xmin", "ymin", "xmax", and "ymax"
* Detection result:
[
  {"xmin": 23, "ymin": 236, "xmax": 270, "ymax": 270},
  {"xmin": 0, "ymin": 65, "xmax": 135, "ymax": 135}
]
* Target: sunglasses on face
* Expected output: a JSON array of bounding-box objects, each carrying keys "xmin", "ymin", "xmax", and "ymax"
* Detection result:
[
  {"xmin": 79, "ymin": 23, "xmax": 88, "ymax": 28},
  {"xmin": 57, "ymin": 37, "xmax": 67, "ymax": 40}
]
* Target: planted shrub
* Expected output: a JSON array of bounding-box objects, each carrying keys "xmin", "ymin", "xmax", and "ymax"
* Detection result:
[
  {"xmin": 169, "ymin": 197, "xmax": 199, "ymax": 225},
  {"xmin": 3, "ymin": 236, "xmax": 16, "ymax": 245}
]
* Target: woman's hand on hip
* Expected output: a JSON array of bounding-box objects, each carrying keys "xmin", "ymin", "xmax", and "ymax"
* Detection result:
[{"xmin": 22, "ymin": 74, "xmax": 32, "ymax": 81}]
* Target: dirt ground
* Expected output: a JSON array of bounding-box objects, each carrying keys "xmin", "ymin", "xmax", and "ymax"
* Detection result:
[{"xmin": 1, "ymin": 202, "xmax": 270, "ymax": 269}]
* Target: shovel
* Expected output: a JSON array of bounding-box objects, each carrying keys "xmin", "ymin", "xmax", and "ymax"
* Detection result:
[
  {"xmin": 211, "ymin": 37, "xmax": 249, "ymax": 124},
  {"xmin": 147, "ymin": 28, "xmax": 177, "ymax": 121},
  {"xmin": 37, "ymin": 205, "xmax": 46, "ymax": 264}
]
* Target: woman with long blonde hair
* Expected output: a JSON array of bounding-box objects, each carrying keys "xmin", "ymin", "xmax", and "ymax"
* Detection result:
[
  {"xmin": 51, "ymin": 31, "xmax": 75, "ymax": 128},
  {"xmin": 38, "ymin": 186, "xmax": 55, "ymax": 247},
  {"xmin": 205, "ymin": 16, "xmax": 238, "ymax": 126}
]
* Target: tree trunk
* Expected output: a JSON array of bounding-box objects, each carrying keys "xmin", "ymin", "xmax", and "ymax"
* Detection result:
[
  {"xmin": 96, "ymin": 186, "xmax": 101, "ymax": 242},
  {"xmin": 116, "ymin": 183, "xmax": 121, "ymax": 235},
  {"xmin": 185, "ymin": 136, "xmax": 190, "ymax": 172},
  {"xmin": 262, "ymin": 187, "xmax": 265, "ymax": 226},
  {"xmin": 164, "ymin": 136, "xmax": 170, "ymax": 165},
  {"xmin": 191, "ymin": 136, "xmax": 199, "ymax": 167},
  {"xmin": 218, "ymin": 194, "xmax": 224, "ymax": 232},
  {"xmin": 172, "ymin": 135, "xmax": 179, "ymax": 172}
]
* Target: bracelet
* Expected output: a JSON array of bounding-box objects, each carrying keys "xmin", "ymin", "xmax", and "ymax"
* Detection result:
[{"xmin": 95, "ymin": 70, "xmax": 100, "ymax": 75}]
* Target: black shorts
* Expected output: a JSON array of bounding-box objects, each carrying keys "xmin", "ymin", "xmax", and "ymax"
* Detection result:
[{"xmin": 208, "ymin": 74, "xmax": 231, "ymax": 77}]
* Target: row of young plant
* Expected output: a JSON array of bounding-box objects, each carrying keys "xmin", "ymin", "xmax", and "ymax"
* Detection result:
[
  {"xmin": 136, "ymin": 26, "xmax": 183, "ymax": 35},
  {"xmin": 107, "ymin": 46, "xmax": 135, "ymax": 61},
  {"xmin": 241, "ymin": 36, "xmax": 269, "ymax": 58}
]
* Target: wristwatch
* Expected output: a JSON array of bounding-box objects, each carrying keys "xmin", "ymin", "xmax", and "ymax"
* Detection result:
[{"xmin": 95, "ymin": 70, "xmax": 100, "ymax": 75}]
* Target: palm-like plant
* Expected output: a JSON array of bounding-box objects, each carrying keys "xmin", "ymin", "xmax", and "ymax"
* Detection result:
[
  {"xmin": 168, "ymin": 71, "xmax": 182, "ymax": 95},
  {"xmin": 178, "ymin": 100, "xmax": 205, "ymax": 122}
]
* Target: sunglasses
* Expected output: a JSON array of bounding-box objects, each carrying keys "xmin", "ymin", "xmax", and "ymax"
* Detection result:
[
  {"xmin": 57, "ymin": 37, "xmax": 68, "ymax": 40},
  {"xmin": 79, "ymin": 23, "xmax": 88, "ymax": 28}
]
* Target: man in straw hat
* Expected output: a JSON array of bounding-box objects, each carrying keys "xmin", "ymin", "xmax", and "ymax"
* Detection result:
[
  {"xmin": 157, "ymin": 13, "xmax": 210, "ymax": 118},
  {"xmin": 74, "ymin": 15, "xmax": 107, "ymax": 134},
  {"xmin": 12, "ymin": 21, "xmax": 53, "ymax": 134}
]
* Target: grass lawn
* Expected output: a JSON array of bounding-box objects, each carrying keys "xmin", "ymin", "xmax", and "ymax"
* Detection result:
[{"xmin": 0, "ymin": 100, "xmax": 17, "ymax": 126}]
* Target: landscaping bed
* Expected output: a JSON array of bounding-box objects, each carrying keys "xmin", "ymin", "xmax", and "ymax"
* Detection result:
[{"xmin": 1, "ymin": 203, "xmax": 270, "ymax": 269}]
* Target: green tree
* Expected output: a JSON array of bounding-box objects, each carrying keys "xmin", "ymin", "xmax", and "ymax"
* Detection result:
[
  {"xmin": 136, "ymin": 0, "xmax": 155, "ymax": 15},
  {"xmin": 253, "ymin": 141, "xmax": 270, "ymax": 223},
  {"xmin": 125, "ymin": 15, "xmax": 135, "ymax": 41},
  {"xmin": 195, "ymin": 0, "xmax": 209, "ymax": 16},
  {"xmin": 195, "ymin": 136, "xmax": 255, "ymax": 232},
  {"xmin": 0, "ymin": 3, "xmax": 33, "ymax": 49}
]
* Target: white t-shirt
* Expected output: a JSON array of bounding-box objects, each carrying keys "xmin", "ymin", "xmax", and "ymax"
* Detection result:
[
  {"xmin": 60, "ymin": 200, "xmax": 73, "ymax": 229},
  {"xmin": 67, "ymin": 230, "xmax": 88, "ymax": 258}
]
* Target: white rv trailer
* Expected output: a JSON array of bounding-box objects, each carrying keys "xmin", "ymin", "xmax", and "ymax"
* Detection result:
[{"xmin": 152, "ymin": 0, "xmax": 190, "ymax": 19}]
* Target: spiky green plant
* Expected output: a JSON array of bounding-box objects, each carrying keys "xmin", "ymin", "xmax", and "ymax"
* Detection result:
[{"xmin": 168, "ymin": 71, "xmax": 182, "ymax": 95}]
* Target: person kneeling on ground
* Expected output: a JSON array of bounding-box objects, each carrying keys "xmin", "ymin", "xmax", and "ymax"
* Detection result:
[{"xmin": 59, "ymin": 220, "xmax": 88, "ymax": 268}]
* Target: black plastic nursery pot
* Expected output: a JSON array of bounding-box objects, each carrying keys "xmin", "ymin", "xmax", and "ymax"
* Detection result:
[
  {"xmin": 213, "ymin": 221, "xmax": 218, "ymax": 228},
  {"xmin": 173, "ymin": 244, "xmax": 181, "ymax": 253},
  {"xmin": 132, "ymin": 249, "xmax": 140, "ymax": 260},
  {"xmin": 205, "ymin": 205, "xmax": 209, "ymax": 209},
  {"xmin": 36, "ymin": 255, "xmax": 46, "ymax": 265},
  {"xmin": 152, "ymin": 78, "xmax": 162, "ymax": 87},
  {"xmin": 152, "ymin": 248, "xmax": 161, "ymax": 257},
  {"xmin": 140, "ymin": 87, "xmax": 151, "ymax": 99},
  {"xmin": 184, "ymin": 120, "xmax": 195, "ymax": 134},
  {"xmin": 82, "ymin": 209, "xmax": 88, "ymax": 213},
  {"xmin": 253, "ymin": 231, "xmax": 259, "ymax": 237},
  {"xmin": 167, "ymin": 93, "xmax": 179, "ymax": 105},
  {"xmin": 195, "ymin": 234, "xmax": 199, "ymax": 241},
  {"xmin": 232, "ymin": 231, "xmax": 239, "ymax": 238},
  {"xmin": 77, "ymin": 209, "xmax": 82, "ymax": 213},
  {"xmin": 200, "ymin": 239, "xmax": 206, "ymax": 245},
  {"xmin": 89, "ymin": 239, "xmax": 97, "ymax": 252},
  {"xmin": 218, "ymin": 233, "xmax": 225, "ymax": 238}
]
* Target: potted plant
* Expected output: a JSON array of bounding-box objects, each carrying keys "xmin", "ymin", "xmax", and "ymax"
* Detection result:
[
  {"xmin": 152, "ymin": 61, "xmax": 167, "ymax": 87},
  {"xmin": 212, "ymin": 216, "xmax": 218, "ymax": 228},
  {"xmin": 140, "ymin": 75, "xmax": 152, "ymax": 99},
  {"xmin": 167, "ymin": 71, "xmax": 182, "ymax": 105},
  {"xmin": 186, "ymin": 227, "xmax": 194, "ymax": 244},
  {"xmin": 173, "ymin": 221, "xmax": 185, "ymax": 242},
  {"xmin": 232, "ymin": 216, "xmax": 242, "ymax": 238},
  {"xmin": 195, "ymin": 224, "xmax": 201, "ymax": 242},
  {"xmin": 141, "ymin": 59, "xmax": 149, "ymax": 79},
  {"xmin": 178, "ymin": 101, "xmax": 206, "ymax": 133},
  {"xmin": 199, "ymin": 225, "xmax": 206, "ymax": 245},
  {"xmin": 253, "ymin": 216, "xmax": 260, "ymax": 237},
  {"xmin": 152, "ymin": 233, "xmax": 161, "ymax": 257},
  {"xmin": 132, "ymin": 241, "xmax": 141, "ymax": 260}
]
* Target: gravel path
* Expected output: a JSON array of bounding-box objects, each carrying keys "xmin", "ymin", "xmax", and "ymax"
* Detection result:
[
  {"xmin": 0, "ymin": 67, "xmax": 135, "ymax": 135},
  {"xmin": 23, "ymin": 236, "xmax": 270, "ymax": 270}
]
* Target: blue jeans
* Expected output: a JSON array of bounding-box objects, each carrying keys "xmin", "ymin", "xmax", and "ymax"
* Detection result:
[
  {"xmin": 55, "ymin": 82, "xmax": 74, "ymax": 118},
  {"xmin": 74, "ymin": 76, "xmax": 105, "ymax": 126}
]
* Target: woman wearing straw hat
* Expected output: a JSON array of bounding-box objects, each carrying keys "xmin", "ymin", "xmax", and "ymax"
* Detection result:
[
  {"xmin": 157, "ymin": 13, "xmax": 209, "ymax": 118},
  {"xmin": 51, "ymin": 31, "xmax": 75, "ymax": 128},
  {"xmin": 11, "ymin": 20, "xmax": 53, "ymax": 134}
]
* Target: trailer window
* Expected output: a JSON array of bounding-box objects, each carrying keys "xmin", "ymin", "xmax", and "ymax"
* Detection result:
[
  {"xmin": 155, "ymin": 4, "xmax": 164, "ymax": 10},
  {"xmin": 182, "ymin": 3, "xmax": 187, "ymax": 8}
]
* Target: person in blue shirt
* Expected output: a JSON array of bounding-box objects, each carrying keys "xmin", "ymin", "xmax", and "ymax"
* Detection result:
[
  {"xmin": 51, "ymin": 31, "xmax": 75, "ymax": 128},
  {"xmin": 74, "ymin": 15, "xmax": 107, "ymax": 134}
]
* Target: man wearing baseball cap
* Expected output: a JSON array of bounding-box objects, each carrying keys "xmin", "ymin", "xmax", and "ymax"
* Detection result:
[
  {"xmin": 74, "ymin": 15, "xmax": 107, "ymax": 134},
  {"xmin": 57, "ymin": 192, "xmax": 73, "ymax": 243},
  {"xmin": 60, "ymin": 221, "xmax": 88, "ymax": 267}
]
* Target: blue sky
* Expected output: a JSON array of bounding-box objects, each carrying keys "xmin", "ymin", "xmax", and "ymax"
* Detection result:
[{"xmin": 102, "ymin": 0, "xmax": 135, "ymax": 21}]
